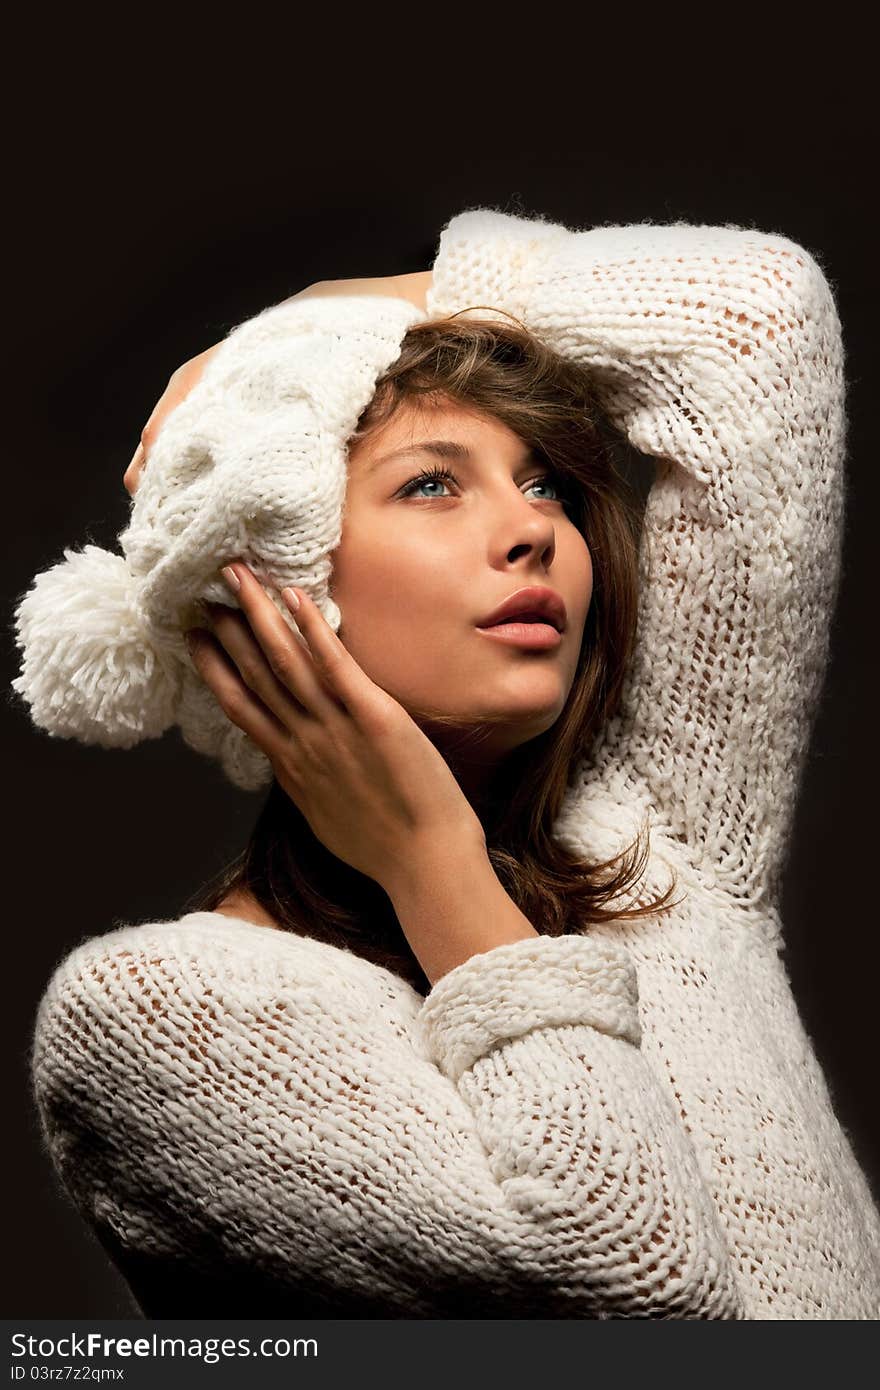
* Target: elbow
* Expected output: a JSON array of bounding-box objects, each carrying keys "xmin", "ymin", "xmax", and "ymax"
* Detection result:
[
  {"xmin": 510, "ymin": 1244, "xmax": 745, "ymax": 1319},
  {"xmin": 619, "ymin": 1208, "xmax": 746, "ymax": 1318},
  {"xmin": 768, "ymin": 238, "xmax": 842, "ymax": 364},
  {"xmin": 652, "ymin": 1243, "xmax": 745, "ymax": 1319},
  {"xmin": 501, "ymin": 1182, "xmax": 745, "ymax": 1319},
  {"xmin": 628, "ymin": 1202, "xmax": 744, "ymax": 1317}
]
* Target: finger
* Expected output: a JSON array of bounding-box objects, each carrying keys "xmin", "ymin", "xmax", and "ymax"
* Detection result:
[
  {"xmin": 124, "ymin": 388, "xmax": 186, "ymax": 496},
  {"xmin": 223, "ymin": 564, "xmax": 347, "ymax": 721},
  {"xmin": 279, "ymin": 584, "xmax": 391, "ymax": 727},
  {"xmin": 140, "ymin": 352, "xmax": 215, "ymax": 456},
  {"xmin": 201, "ymin": 602, "xmax": 318, "ymax": 729},
  {"xmin": 140, "ymin": 382, "xmax": 186, "ymax": 453},
  {"xmin": 123, "ymin": 443, "xmax": 146, "ymax": 496},
  {"xmin": 185, "ymin": 629, "xmax": 290, "ymax": 755}
]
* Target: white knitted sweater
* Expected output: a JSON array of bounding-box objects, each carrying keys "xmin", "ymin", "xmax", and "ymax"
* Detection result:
[{"xmin": 31, "ymin": 210, "xmax": 880, "ymax": 1319}]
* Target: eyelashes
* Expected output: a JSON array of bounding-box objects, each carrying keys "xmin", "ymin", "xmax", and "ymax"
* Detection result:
[{"xmin": 397, "ymin": 464, "xmax": 572, "ymax": 507}]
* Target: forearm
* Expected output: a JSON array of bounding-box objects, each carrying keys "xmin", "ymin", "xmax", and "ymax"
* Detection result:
[
  {"xmin": 35, "ymin": 917, "xmax": 743, "ymax": 1316},
  {"xmin": 424, "ymin": 210, "xmax": 843, "ymax": 903},
  {"xmin": 386, "ymin": 839, "xmax": 538, "ymax": 987},
  {"xmin": 283, "ymin": 270, "xmax": 432, "ymax": 312}
]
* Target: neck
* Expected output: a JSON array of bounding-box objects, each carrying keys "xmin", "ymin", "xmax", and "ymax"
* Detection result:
[
  {"xmin": 428, "ymin": 733, "xmax": 505, "ymax": 825},
  {"xmin": 453, "ymin": 760, "xmax": 497, "ymax": 819},
  {"xmin": 414, "ymin": 716, "xmax": 526, "ymax": 829}
]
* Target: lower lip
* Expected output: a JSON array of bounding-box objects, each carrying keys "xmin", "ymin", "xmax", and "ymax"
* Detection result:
[{"xmin": 476, "ymin": 622, "xmax": 563, "ymax": 649}]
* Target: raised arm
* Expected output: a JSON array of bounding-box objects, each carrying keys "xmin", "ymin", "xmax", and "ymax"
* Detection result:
[
  {"xmin": 425, "ymin": 209, "xmax": 846, "ymax": 911},
  {"xmin": 32, "ymin": 913, "xmax": 744, "ymax": 1318}
]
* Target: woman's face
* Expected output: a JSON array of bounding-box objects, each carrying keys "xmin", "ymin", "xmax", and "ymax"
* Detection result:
[{"xmin": 330, "ymin": 397, "xmax": 593, "ymax": 765}]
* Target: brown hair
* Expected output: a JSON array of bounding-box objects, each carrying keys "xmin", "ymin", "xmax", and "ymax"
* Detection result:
[{"xmin": 183, "ymin": 312, "xmax": 684, "ymax": 994}]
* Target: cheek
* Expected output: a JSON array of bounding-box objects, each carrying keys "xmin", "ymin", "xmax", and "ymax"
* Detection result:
[
  {"xmin": 565, "ymin": 530, "xmax": 594, "ymax": 630},
  {"xmin": 331, "ymin": 526, "xmax": 442, "ymax": 647},
  {"xmin": 583, "ymin": 546, "xmax": 595, "ymax": 616}
]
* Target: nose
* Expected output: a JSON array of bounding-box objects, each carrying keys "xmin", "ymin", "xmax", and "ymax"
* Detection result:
[{"xmin": 491, "ymin": 488, "xmax": 557, "ymax": 570}]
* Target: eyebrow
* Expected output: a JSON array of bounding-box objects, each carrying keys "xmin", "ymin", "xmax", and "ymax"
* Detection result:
[{"xmin": 364, "ymin": 439, "xmax": 535, "ymax": 475}]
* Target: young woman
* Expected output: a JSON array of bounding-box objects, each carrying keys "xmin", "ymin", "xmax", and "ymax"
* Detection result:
[{"xmin": 22, "ymin": 210, "xmax": 880, "ymax": 1320}]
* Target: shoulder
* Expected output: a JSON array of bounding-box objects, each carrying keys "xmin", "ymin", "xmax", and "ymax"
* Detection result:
[
  {"xmin": 41, "ymin": 909, "xmax": 409, "ymax": 994},
  {"xmin": 32, "ymin": 912, "xmax": 423, "ymax": 1141},
  {"xmin": 34, "ymin": 912, "xmax": 412, "ymax": 1064},
  {"xmin": 212, "ymin": 888, "xmax": 285, "ymax": 931},
  {"xmin": 30, "ymin": 913, "xmax": 428, "ymax": 1189}
]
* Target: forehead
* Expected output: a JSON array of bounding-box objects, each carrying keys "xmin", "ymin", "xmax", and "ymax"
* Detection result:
[{"xmin": 349, "ymin": 399, "xmax": 523, "ymax": 472}]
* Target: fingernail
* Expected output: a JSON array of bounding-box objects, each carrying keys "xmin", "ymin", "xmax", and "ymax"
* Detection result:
[
  {"xmin": 281, "ymin": 587, "xmax": 300, "ymax": 613},
  {"xmin": 221, "ymin": 565, "xmax": 241, "ymax": 592}
]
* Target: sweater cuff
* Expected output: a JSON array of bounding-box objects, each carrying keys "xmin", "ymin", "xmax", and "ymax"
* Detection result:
[
  {"xmin": 425, "ymin": 208, "xmax": 571, "ymax": 326},
  {"xmin": 418, "ymin": 934, "xmax": 641, "ymax": 1084}
]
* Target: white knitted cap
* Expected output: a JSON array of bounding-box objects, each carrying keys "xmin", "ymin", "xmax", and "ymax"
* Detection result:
[{"xmin": 12, "ymin": 293, "xmax": 427, "ymax": 791}]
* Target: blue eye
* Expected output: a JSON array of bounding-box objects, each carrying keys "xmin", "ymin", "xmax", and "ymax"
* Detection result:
[
  {"xmin": 526, "ymin": 477, "xmax": 565, "ymax": 502},
  {"xmin": 398, "ymin": 465, "xmax": 571, "ymax": 506},
  {"xmin": 398, "ymin": 466, "xmax": 459, "ymax": 499}
]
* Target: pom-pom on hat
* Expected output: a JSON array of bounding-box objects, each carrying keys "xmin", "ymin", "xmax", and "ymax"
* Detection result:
[{"xmin": 12, "ymin": 293, "xmax": 427, "ymax": 791}]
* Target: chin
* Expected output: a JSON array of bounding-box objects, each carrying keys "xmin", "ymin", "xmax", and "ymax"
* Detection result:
[
  {"xmin": 398, "ymin": 664, "xmax": 572, "ymax": 737},
  {"xmin": 492, "ymin": 676, "xmax": 569, "ymax": 721},
  {"xmin": 478, "ymin": 698, "xmax": 566, "ymax": 740}
]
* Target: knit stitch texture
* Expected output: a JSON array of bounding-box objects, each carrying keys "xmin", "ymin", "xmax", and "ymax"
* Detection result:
[
  {"xmin": 30, "ymin": 209, "xmax": 880, "ymax": 1319},
  {"xmin": 11, "ymin": 293, "xmax": 424, "ymax": 790}
]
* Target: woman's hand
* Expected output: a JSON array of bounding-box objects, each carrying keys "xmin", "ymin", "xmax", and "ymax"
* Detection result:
[
  {"xmin": 185, "ymin": 559, "xmax": 484, "ymax": 896},
  {"xmin": 123, "ymin": 346, "xmax": 220, "ymax": 496},
  {"xmin": 123, "ymin": 272, "xmax": 432, "ymax": 498}
]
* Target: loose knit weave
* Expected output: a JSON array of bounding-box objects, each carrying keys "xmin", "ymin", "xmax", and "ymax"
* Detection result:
[{"xmin": 31, "ymin": 209, "xmax": 880, "ymax": 1319}]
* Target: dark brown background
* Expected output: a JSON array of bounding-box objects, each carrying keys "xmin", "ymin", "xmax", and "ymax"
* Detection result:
[{"xmin": 4, "ymin": 78, "xmax": 875, "ymax": 1316}]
